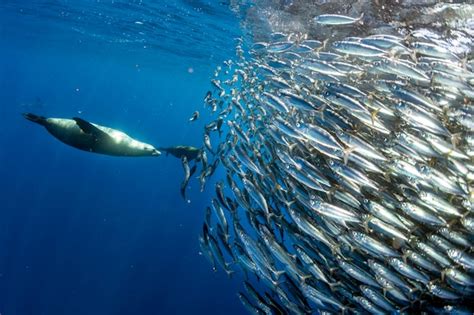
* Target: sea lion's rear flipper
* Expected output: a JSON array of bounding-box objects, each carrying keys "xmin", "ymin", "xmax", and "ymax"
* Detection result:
[
  {"xmin": 73, "ymin": 117, "xmax": 108, "ymax": 140},
  {"xmin": 23, "ymin": 113, "xmax": 47, "ymax": 126}
]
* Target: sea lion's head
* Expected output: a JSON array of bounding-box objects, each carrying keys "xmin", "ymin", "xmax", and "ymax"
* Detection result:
[{"xmin": 142, "ymin": 143, "xmax": 161, "ymax": 156}]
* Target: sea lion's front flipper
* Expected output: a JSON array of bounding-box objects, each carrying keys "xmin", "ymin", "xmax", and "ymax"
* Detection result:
[{"xmin": 73, "ymin": 117, "xmax": 108, "ymax": 140}]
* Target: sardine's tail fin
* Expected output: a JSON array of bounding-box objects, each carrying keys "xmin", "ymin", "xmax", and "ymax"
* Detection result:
[
  {"xmin": 23, "ymin": 113, "xmax": 47, "ymax": 126},
  {"xmin": 225, "ymin": 265, "xmax": 235, "ymax": 278}
]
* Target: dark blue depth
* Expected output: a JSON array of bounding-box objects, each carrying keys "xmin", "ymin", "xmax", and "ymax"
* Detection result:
[{"xmin": 0, "ymin": 1, "xmax": 245, "ymax": 314}]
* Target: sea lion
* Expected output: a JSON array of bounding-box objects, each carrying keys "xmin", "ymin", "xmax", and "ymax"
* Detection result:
[
  {"xmin": 158, "ymin": 145, "xmax": 201, "ymax": 161},
  {"xmin": 23, "ymin": 113, "xmax": 161, "ymax": 157}
]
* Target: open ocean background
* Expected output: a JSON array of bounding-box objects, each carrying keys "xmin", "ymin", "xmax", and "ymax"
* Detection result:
[
  {"xmin": 3, "ymin": 1, "xmax": 473, "ymax": 314},
  {"xmin": 0, "ymin": 1, "xmax": 246, "ymax": 314}
]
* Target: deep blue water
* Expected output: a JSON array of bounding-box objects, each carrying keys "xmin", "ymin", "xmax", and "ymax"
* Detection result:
[{"xmin": 0, "ymin": 1, "xmax": 246, "ymax": 314}]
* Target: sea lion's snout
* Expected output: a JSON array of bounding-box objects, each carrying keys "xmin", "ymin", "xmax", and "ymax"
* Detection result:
[{"xmin": 152, "ymin": 149, "xmax": 161, "ymax": 156}]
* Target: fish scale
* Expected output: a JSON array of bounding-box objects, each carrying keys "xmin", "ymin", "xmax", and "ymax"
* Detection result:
[{"xmin": 193, "ymin": 26, "xmax": 474, "ymax": 314}]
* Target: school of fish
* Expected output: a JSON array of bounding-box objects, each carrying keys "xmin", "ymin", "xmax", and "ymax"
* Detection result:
[{"xmin": 188, "ymin": 13, "xmax": 474, "ymax": 314}]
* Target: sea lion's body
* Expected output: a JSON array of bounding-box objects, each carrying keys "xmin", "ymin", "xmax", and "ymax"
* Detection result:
[{"xmin": 24, "ymin": 113, "xmax": 160, "ymax": 157}]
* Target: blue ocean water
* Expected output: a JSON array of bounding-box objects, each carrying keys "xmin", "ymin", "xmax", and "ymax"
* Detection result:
[{"xmin": 0, "ymin": 1, "xmax": 246, "ymax": 314}]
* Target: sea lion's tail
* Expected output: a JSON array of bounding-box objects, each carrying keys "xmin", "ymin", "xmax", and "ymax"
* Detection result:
[{"xmin": 23, "ymin": 113, "xmax": 47, "ymax": 126}]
